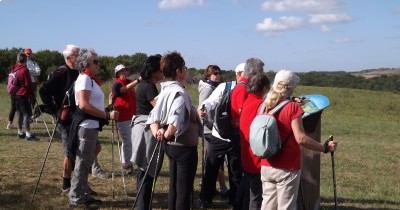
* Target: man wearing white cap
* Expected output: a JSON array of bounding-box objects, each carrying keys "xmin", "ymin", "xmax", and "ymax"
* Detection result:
[
  {"xmin": 197, "ymin": 62, "xmax": 246, "ymax": 208},
  {"xmin": 111, "ymin": 64, "xmax": 141, "ymax": 174}
]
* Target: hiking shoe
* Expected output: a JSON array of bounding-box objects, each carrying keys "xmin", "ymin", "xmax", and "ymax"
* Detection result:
[
  {"xmin": 18, "ymin": 133, "xmax": 26, "ymax": 139},
  {"xmin": 92, "ymin": 169, "xmax": 111, "ymax": 179},
  {"xmin": 69, "ymin": 198, "xmax": 102, "ymax": 208},
  {"xmin": 26, "ymin": 134, "xmax": 38, "ymax": 141}
]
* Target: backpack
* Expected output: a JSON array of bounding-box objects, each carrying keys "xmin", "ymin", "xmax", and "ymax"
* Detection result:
[
  {"xmin": 7, "ymin": 67, "xmax": 22, "ymax": 95},
  {"xmin": 249, "ymin": 100, "xmax": 290, "ymax": 158},
  {"xmin": 58, "ymin": 83, "xmax": 76, "ymax": 124},
  {"xmin": 212, "ymin": 81, "xmax": 234, "ymax": 139}
]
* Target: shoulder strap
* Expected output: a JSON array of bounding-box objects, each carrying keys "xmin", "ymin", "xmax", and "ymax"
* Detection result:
[
  {"xmin": 257, "ymin": 101, "xmax": 267, "ymax": 115},
  {"xmin": 268, "ymin": 100, "xmax": 290, "ymax": 115},
  {"xmin": 223, "ymin": 82, "xmax": 232, "ymax": 94}
]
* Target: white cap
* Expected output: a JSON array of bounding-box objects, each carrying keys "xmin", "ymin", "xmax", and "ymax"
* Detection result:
[
  {"xmin": 234, "ymin": 63, "xmax": 245, "ymax": 73},
  {"xmin": 273, "ymin": 69, "xmax": 300, "ymax": 89},
  {"xmin": 115, "ymin": 64, "xmax": 126, "ymax": 75}
]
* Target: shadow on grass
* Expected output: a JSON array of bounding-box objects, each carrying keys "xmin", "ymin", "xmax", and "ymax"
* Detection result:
[{"xmin": 321, "ymin": 197, "xmax": 400, "ymax": 210}]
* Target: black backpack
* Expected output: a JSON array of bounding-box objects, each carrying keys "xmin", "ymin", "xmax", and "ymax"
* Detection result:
[{"xmin": 213, "ymin": 82, "xmax": 234, "ymax": 139}]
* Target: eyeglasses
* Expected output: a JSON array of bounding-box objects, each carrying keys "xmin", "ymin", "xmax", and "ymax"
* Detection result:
[{"xmin": 92, "ymin": 59, "xmax": 99, "ymax": 65}]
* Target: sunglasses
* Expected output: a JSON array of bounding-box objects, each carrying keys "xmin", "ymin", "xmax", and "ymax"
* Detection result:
[
  {"xmin": 92, "ymin": 59, "xmax": 99, "ymax": 65},
  {"xmin": 213, "ymin": 71, "xmax": 220, "ymax": 75}
]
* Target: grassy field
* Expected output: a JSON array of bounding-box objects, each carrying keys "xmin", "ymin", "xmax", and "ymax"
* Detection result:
[{"xmin": 0, "ymin": 82, "xmax": 399, "ymax": 210}]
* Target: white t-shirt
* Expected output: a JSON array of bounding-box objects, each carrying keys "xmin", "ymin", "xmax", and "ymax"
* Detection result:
[
  {"xmin": 26, "ymin": 60, "xmax": 41, "ymax": 83},
  {"xmin": 74, "ymin": 74, "xmax": 104, "ymax": 128}
]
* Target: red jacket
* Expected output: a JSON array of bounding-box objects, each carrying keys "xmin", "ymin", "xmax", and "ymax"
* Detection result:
[
  {"xmin": 231, "ymin": 77, "xmax": 248, "ymax": 128},
  {"xmin": 239, "ymin": 93, "xmax": 263, "ymax": 174},
  {"xmin": 13, "ymin": 63, "xmax": 33, "ymax": 97},
  {"xmin": 112, "ymin": 78, "xmax": 136, "ymax": 122}
]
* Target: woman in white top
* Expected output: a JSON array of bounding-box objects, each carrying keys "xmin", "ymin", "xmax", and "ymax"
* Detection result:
[{"xmin": 68, "ymin": 48, "xmax": 118, "ymax": 208}]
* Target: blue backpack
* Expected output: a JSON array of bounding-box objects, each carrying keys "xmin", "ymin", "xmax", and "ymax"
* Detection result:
[{"xmin": 249, "ymin": 100, "xmax": 290, "ymax": 158}]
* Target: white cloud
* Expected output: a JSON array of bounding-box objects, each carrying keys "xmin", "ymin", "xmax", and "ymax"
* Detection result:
[
  {"xmin": 256, "ymin": 16, "xmax": 303, "ymax": 32},
  {"xmin": 262, "ymin": 0, "xmax": 340, "ymax": 13},
  {"xmin": 158, "ymin": 0, "xmax": 204, "ymax": 9},
  {"xmin": 309, "ymin": 14, "xmax": 352, "ymax": 24}
]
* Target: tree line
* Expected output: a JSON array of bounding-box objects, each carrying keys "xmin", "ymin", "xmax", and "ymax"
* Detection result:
[{"xmin": 1, "ymin": 48, "xmax": 398, "ymax": 93}]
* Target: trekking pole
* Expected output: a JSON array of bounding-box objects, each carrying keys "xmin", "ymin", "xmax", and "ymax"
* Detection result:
[
  {"xmin": 149, "ymin": 142, "xmax": 163, "ymax": 209},
  {"xmin": 114, "ymin": 121, "xmax": 129, "ymax": 205},
  {"xmin": 201, "ymin": 105, "xmax": 206, "ymax": 181},
  {"xmin": 132, "ymin": 140, "xmax": 161, "ymax": 210},
  {"xmin": 111, "ymin": 120, "xmax": 116, "ymax": 200},
  {"xmin": 31, "ymin": 119, "xmax": 59, "ymax": 203},
  {"xmin": 329, "ymin": 135, "xmax": 338, "ymax": 210}
]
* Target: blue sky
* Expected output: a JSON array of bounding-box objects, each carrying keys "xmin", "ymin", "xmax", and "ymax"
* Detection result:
[{"xmin": 1, "ymin": 0, "xmax": 399, "ymax": 72}]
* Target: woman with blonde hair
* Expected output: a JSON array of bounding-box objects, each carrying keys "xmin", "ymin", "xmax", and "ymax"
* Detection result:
[{"xmin": 260, "ymin": 70, "xmax": 338, "ymax": 210}]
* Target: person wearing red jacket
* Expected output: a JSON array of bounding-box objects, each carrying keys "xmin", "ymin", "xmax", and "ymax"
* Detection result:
[
  {"xmin": 230, "ymin": 58, "xmax": 265, "ymax": 210},
  {"xmin": 13, "ymin": 52, "xmax": 37, "ymax": 141},
  {"xmin": 239, "ymin": 73, "xmax": 270, "ymax": 210},
  {"xmin": 111, "ymin": 64, "xmax": 140, "ymax": 173}
]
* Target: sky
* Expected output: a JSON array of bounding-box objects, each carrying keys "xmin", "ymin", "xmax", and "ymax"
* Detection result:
[{"xmin": 1, "ymin": 0, "xmax": 399, "ymax": 72}]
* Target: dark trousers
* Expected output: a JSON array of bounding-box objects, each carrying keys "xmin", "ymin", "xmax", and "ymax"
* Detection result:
[
  {"xmin": 200, "ymin": 134, "xmax": 242, "ymax": 206},
  {"xmin": 15, "ymin": 96, "xmax": 32, "ymax": 130},
  {"xmin": 8, "ymin": 95, "xmax": 17, "ymax": 122},
  {"xmin": 165, "ymin": 144, "xmax": 198, "ymax": 210},
  {"xmin": 237, "ymin": 172, "xmax": 262, "ymax": 210},
  {"xmin": 136, "ymin": 170, "xmax": 155, "ymax": 210}
]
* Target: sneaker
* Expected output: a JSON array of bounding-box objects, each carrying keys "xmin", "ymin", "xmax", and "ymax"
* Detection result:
[
  {"xmin": 17, "ymin": 133, "xmax": 26, "ymax": 139},
  {"xmin": 26, "ymin": 134, "xmax": 38, "ymax": 141},
  {"xmin": 69, "ymin": 198, "xmax": 102, "ymax": 208},
  {"xmin": 92, "ymin": 169, "xmax": 111, "ymax": 179}
]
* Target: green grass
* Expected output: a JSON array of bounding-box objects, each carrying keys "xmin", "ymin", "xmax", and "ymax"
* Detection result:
[{"xmin": 0, "ymin": 83, "xmax": 399, "ymax": 209}]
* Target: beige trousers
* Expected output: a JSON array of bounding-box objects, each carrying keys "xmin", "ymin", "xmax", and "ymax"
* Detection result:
[{"xmin": 260, "ymin": 166, "xmax": 301, "ymax": 210}]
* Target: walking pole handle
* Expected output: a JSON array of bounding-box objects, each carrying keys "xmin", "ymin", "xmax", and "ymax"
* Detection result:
[{"xmin": 329, "ymin": 135, "xmax": 334, "ymax": 154}]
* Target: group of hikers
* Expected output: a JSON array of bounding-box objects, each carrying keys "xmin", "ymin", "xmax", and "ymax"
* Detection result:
[{"xmin": 6, "ymin": 45, "xmax": 338, "ymax": 210}]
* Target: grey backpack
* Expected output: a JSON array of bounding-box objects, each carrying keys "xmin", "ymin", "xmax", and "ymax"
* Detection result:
[{"xmin": 249, "ymin": 100, "xmax": 290, "ymax": 158}]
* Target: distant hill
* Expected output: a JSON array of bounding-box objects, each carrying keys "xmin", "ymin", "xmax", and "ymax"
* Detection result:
[{"xmin": 351, "ymin": 68, "xmax": 400, "ymax": 79}]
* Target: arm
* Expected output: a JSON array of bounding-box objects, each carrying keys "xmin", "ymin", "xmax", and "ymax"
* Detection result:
[
  {"xmin": 118, "ymin": 79, "xmax": 140, "ymax": 94},
  {"xmin": 291, "ymin": 116, "xmax": 338, "ymax": 153},
  {"xmin": 78, "ymin": 90, "xmax": 118, "ymax": 120}
]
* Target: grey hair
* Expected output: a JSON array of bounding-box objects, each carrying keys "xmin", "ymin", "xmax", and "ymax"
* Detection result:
[
  {"xmin": 63, "ymin": 44, "xmax": 79, "ymax": 60},
  {"xmin": 244, "ymin": 58, "xmax": 264, "ymax": 78},
  {"xmin": 75, "ymin": 48, "xmax": 97, "ymax": 72}
]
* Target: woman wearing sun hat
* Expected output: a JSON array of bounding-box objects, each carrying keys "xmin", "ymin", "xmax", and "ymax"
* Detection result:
[{"xmin": 111, "ymin": 64, "xmax": 141, "ymax": 174}]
